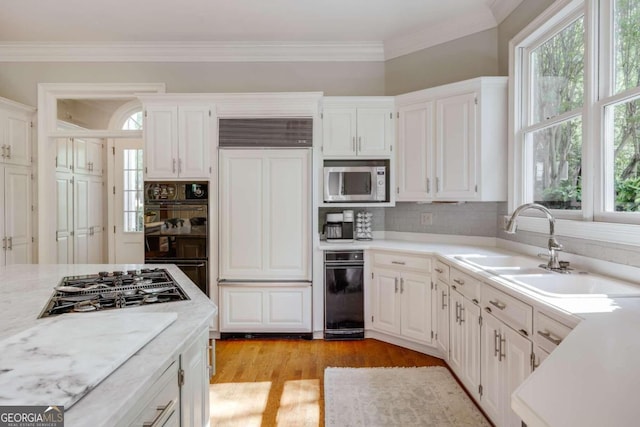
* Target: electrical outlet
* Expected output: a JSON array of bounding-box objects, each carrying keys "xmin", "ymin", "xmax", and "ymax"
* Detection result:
[{"xmin": 420, "ymin": 212, "xmax": 433, "ymax": 225}]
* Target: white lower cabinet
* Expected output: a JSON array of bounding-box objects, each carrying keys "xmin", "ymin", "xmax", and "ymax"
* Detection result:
[
  {"xmin": 449, "ymin": 285, "xmax": 481, "ymax": 401},
  {"xmin": 434, "ymin": 279, "xmax": 450, "ymax": 359},
  {"xmin": 117, "ymin": 329, "xmax": 210, "ymax": 427},
  {"xmin": 370, "ymin": 251, "xmax": 433, "ymax": 345},
  {"xmin": 480, "ymin": 311, "xmax": 532, "ymax": 427},
  {"xmin": 219, "ymin": 284, "xmax": 312, "ymax": 333}
]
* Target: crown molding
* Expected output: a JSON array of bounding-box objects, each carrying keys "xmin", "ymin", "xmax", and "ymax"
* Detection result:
[{"xmin": 0, "ymin": 41, "xmax": 385, "ymax": 62}]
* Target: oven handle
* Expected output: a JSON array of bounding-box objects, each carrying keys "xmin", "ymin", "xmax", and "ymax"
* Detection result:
[
  {"xmin": 172, "ymin": 262, "xmax": 206, "ymax": 268},
  {"xmin": 325, "ymin": 264, "xmax": 364, "ymax": 269}
]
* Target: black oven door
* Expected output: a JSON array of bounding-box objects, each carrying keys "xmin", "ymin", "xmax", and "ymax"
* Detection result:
[{"xmin": 147, "ymin": 259, "xmax": 208, "ymax": 297}]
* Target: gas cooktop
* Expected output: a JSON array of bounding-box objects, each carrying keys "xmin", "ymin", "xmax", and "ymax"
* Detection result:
[{"xmin": 39, "ymin": 268, "xmax": 189, "ymax": 318}]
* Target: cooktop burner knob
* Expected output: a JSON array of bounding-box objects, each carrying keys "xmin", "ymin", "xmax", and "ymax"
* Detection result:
[
  {"xmin": 113, "ymin": 271, "xmax": 124, "ymax": 277},
  {"xmin": 98, "ymin": 271, "xmax": 109, "ymax": 278}
]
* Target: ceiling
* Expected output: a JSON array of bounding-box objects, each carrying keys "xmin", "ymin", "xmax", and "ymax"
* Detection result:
[{"xmin": 0, "ymin": 0, "xmax": 523, "ymax": 61}]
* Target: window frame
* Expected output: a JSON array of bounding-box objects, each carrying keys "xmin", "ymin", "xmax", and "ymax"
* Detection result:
[{"xmin": 509, "ymin": 0, "xmax": 640, "ymax": 244}]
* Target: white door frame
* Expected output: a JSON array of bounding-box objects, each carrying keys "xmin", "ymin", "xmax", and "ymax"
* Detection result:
[{"xmin": 36, "ymin": 83, "xmax": 165, "ymax": 263}]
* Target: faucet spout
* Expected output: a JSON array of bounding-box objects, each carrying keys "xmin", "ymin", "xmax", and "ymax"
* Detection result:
[{"xmin": 505, "ymin": 203, "xmax": 567, "ymax": 272}]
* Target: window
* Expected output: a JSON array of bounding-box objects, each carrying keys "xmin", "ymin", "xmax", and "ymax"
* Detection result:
[
  {"xmin": 513, "ymin": 0, "xmax": 640, "ymax": 231},
  {"xmin": 123, "ymin": 149, "xmax": 144, "ymax": 232},
  {"xmin": 122, "ymin": 110, "xmax": 144, "ymax": 232}
]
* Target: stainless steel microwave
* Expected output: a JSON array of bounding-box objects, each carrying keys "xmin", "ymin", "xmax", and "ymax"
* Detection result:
[{"xmin": 323, "ymin": 166, "xmax": 387, "ymax": 202}]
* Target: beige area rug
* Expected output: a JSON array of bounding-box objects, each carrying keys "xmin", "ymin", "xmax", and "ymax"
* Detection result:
[{"xmin": 324, "ymin": 366, "xmax": 491, "ymax": 427}]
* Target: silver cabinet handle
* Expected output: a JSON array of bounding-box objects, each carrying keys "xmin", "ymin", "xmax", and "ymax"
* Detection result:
[
  {"xmin": 489, "ymin": 300, "xmax": 506, "ymax": 310},
  {"xmin": 352, "ymin": 136, "xmax": 356, "ymax": 152},
  {"xmin": 426, "ymin": 177, "xmax": 430, "ymax": 193},
  {"xmin": 441, "ymin": 291, "xmax": 447, "ymax": 309},
  {"xmin": 172, "ymin": 158, "xmax": 176, "ymax": 173},
  {"xmin": 435, "ymin": 267, "xmax": 443, "ymax": 273},
  {"xmin": 391, "ymin": 261, "xmax": 406, "ymax": 265},
  {"xmin": 2, "ymin": 237, "xmax": 5, "ymax": 250},
  {"xmin": 143, "ymin": 399, "xmax": 176, "ymax": 427},
  {"xmin": 498, "ymin": 334, "xmax": 505, "ymax": 361},
  {"xmin": 6, "ymin": 145, "xmax": 10, "ymax": 159},
  {"xmin": 519, "ymin": 329, "xmax": 529, "ymax": 337},
  {"xmin": 1, "ymin": 145, "xmax": 5, "ymax": 158},
  {"xmin": 400, "ymin": 277, "xmax": 404, "ymax": 293},
  {"xmin": 394, "ymin": 277, "xmax": 398, "ymax": 293},
  {"xmin": 7, "ymin": 237, "xmax": 12, "ymax": 250},
  {"xmin": 494, "ymin": 330, "xmax": 500, "ymax": 357},
  {"xmin": 537, "ymin": 330, "xmax": 562, "ymax": 346},
  {"xmin": 455, "ymin": 301, "xmax": 460, "ymax": 323},
  {"xmin": 453, "ymin": 278, "xmax": 465, "ymax": 285},
  {"xmin": 358, "ymin": 136, "xmax": 362, "ymax": 152}
]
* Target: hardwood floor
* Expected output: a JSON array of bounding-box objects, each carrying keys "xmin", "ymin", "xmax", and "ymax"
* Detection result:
[{"xmin": 210, "ymin": 338, "xmax": 447, "ymax": 427}]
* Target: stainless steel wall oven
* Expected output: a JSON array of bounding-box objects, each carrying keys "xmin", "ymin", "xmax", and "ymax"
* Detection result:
[{"xmin": 144, "ymin": 182, "xmax": 209, "ymax": 296}]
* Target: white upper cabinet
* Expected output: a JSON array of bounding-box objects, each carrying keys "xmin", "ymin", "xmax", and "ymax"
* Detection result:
[
  {"xmin": 0, "ymin": 97, "xmax": 34, "ymax": 168},
  {"xmin": 396, "ymin": 102, "xmax": 433, "ymax": 201},
  {"xmin": 73, "ymin": 138, "xmax": 103, "ymax": 176},
  {"xmin": 322, "ymin": 97, "xmax": 394, "ymax": 157},
  {"xmin": 395, "ymin": 77, "xmax": 507, "ymax": 202},
  {"xmin": 143, "ymin": 103, "xmax": 212, "ymax": 179}
]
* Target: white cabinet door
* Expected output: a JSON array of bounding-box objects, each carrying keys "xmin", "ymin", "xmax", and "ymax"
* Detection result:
[
  {"xmin": 449, "ymin": 290, "xmax": 464, "ymax": 377},
  {"xmin": 435, "ymin": 92, "xmax": 477, "ymax": 200},
  {"xmin": 180, "ymin": 330, "xmax": 209, "ymax": 427},
  {"xmin": 4, "ymin": 111, "xmax": 31, "ymax": 167},
  {"xmin": 322, "ymin": 108, "xmax": 357, "ymax": 156},
  {"xmin": 397, "ymin": 103, "xmax": 433, "ymax": 201},
  {"xmin": 73, "ymin": 138, "xmax": 90, "ymax": 175},
  {"xmin": 435, "ymin": 280, "xmax": 450, "ymax": 357},
  {"xmin": 177, "ymin": 105, "xmax": 211, "ymax": 179},
  {"xmin": 55, "ymin": 173, "xmax": 73, "ymax": 263},
  {"xmin": 145, "ymin": 105, "xmax": 179, "ymax": 179},
  {"xmin": 220, "ymin": 285, "xmax": 312, "ymax": 332},
  {"xmin": 503, "ymin": 326, "xmax": 532, "ymax": 427},
  {"xmin": 87, "ymin": 139, "xmax": 103, "ymax": 176},
  {"xmin": 264, "ymin": 286, "xmax": 312, "ymax": 331},
  {"xmin": 219, "ymin": 149, "xmax": 310, "ymax": 280},
  {"xmin": 461, "ymin": 299, "xmax": 481, "ymax": 400},
  {"xmin": 480, "ymin": 311, "xmax": 503, "ymax": 425},
  {"xmin": 356, "ymin": 108, "xmax": 393, "ymax": 156},
  {"xmin": 73, "ymin": 174, "xmax": 90, "ymax": 264},
  {"xmin": 400, "ymin": 272, "xmax": 432, "ymax": 344},
  {"xmin": 371, "ymin": 268, "xmax": 401, "ymax": 335},
  {"xmin": 56, "ymin": 138, "xmax": 73, "ymax": 174},
  {"xmin": 4, "ymin": 166, "xmax": 31, "ymax": 265}
]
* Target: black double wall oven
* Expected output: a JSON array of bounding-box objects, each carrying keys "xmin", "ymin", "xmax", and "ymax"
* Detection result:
[{"xmin": 144, "ymin": 182, "xmax": 209, "ymax": 296}]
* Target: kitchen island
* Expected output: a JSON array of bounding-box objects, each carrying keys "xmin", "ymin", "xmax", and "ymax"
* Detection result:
[{"xmin": 0, "ymin": 263, "xmax": 217, "ymax": 426}]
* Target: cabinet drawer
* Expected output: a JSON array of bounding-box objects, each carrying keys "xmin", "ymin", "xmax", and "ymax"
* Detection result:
[
  {"xmin": 372, "ymin": 252, "xmax": 431, "ymax": 273},
  {"xmin": 122, "ymin": 361, "xmax": 179, "ymax": 427},
  {"xmin": 482, "ymin": 284, "xmax": 533, "ymax": 336},
  {"xmin": 434, "ymin": 260, "xmax": 450, "ymax": 283},
  {"xmin": 534, "ymin": 311, "xmax": 573, "ymax": 353},
  {"xmin": 449, "ymin": 268, "xmax": 480, "ymax": 302}
]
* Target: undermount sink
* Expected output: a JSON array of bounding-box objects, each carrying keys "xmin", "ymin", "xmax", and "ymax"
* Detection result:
[
  {"xmin": 455, "ymin": 255, "xmax": 542, "ymax": 273},
  {"xmin": 503, "ymin": 273, "xmax": 640, "ymax": 298}
]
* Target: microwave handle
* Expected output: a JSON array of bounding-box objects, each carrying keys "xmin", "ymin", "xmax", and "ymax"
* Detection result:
[
  {"xmin": 366, "ymin": 174, "xmax": 371, "ymax": 194},
  {"xmin": 339, "ymin": 171, "xmax": 345, "ymax": 196}
]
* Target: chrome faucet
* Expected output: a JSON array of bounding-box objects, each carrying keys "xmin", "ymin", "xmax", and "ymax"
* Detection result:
[{"xmin": 505, "ymin": 203, "xmax": 568, "ymax": 272}]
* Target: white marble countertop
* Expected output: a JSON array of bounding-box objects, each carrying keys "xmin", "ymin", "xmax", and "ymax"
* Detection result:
[
  {"xmin": 0, "ymin": 263, "xmax": 217, "ymax": 427},
  {"xmin": 319, "ymin": 237, "xmax": 640, "ymax": 426}
]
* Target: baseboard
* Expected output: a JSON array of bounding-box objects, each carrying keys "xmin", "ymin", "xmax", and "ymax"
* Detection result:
[{"xmin": 365, "ymin": 330, "xmax": 445, "ymax": 360}]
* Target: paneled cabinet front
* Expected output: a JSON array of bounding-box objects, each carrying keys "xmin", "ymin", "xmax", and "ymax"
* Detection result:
[
  {"xmin": 0, "ymin": 165, "xmax": 32, "ymax": 266},
  {"xmin": 322, "ymin": 98, "xmax": 394, "ymax": 157},
  {"xmin": 370, "ymin": 251, "xmax": 433, "ymax": 345},
  {"xmin": 0, "ymin": 101, "xmax": 33, "ymax": 168},
  {"xmin": 219, "ymin": 149, "xmax": 310, "ymax": 280},
  {"xmin": 144, "ymin": 104, "xmax": 212, "ymax": 179},
  {"xmin": 395, "ymin": 77, "xmax": 507, "ymax": 202},
  {"xmin": 219, "ymin": 285, "xmax": 312, "ymax": 332}
]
